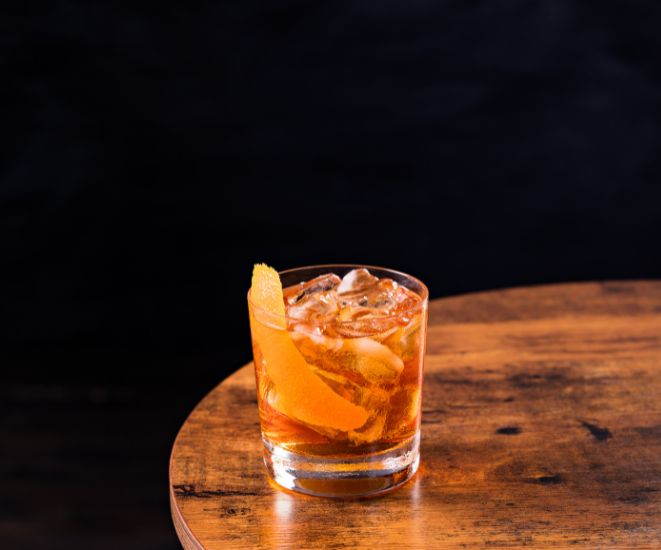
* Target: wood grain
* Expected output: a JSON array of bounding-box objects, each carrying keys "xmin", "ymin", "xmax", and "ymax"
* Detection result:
[{"xmin": 170, "ymin": 281, "xmax": 661, "ymax": 549}]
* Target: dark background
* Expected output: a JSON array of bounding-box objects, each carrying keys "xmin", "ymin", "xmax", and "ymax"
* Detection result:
[{"xmin": 2, "ymin": 1, "xmax": 661, "ymax": 548}]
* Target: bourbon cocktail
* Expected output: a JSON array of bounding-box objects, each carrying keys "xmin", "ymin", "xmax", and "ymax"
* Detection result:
[{"xmin": 248, "ymin": 264, "xmax": 428, "ymax": 497}]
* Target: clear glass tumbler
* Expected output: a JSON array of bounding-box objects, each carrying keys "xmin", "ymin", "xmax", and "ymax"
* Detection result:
[{"xmin": 248, "ymin": 265, "xmax": 428, "ymax": 497}]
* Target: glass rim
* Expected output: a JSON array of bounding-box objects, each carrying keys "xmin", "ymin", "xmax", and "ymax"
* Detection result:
[{"xmin": 247, "ymin": 263, "xmax": 429, "ymax": 324}]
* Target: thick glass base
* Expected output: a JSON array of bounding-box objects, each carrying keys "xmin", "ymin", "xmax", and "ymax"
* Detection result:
[{"xmin": 263, "ymin": 432, "xmax": 420, "ymax": 498}]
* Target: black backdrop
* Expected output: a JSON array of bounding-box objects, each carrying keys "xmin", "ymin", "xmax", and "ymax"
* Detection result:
[{"xmin": 3, "ymin": 1, "xmax": 661, "ymax": 548}]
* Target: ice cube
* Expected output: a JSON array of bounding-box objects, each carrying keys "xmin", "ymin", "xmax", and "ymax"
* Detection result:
[
  {"xmin": 337, "ymin": 268, "xmax": 379, "ymax": 294},
  {"xmin": 348, "ymin": 412, "xmax": 387, "ymax": 445},
  {"xmin": 311, "ymin": 367, "xmax": 391, "ymax": 447},
  {"xmin": 384, "ymin": 384, "xmax": 420, "ymax": 438},
  {"xmin": 284, "ymin": 274, "xmax": 341, "ymax": 324},
  {"xmin": 344, "ymin": 337, "xmax": 405, "ymax": 383},
  {"xmin": 380, "ymin": 313, "xmax": 424, "ymax": 360},
  {"xmin": 291, "ymin": 331, "xmax": 403, "ymax": 386},
  {"xmin": 337, "ymin": 271, "xmax": 418, "ymax": 315},
  {"xmin": 290, "ymin": 326, "xmax": 343, "ymax": 353},
  {"xmin": 285, "ymin": 273, "xmax": 342, "ymax": 305},
  {"xmin": 337, "ymin": 270, "xmax": 393, "ymax": 313},
  {"xmin": 332, "ymin": 311, "xmax": 401, "ymax": 338}
]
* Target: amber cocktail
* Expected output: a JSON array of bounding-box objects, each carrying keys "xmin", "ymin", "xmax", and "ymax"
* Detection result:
[{"xmin": 248, "ymin": 264, "xmax": 428, "ymax": 497}]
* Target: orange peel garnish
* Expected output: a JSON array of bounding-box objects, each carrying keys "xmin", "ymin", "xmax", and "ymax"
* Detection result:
[{"xmin": 250, "ymin": 264, "xmax": 368, "ymax": 432}]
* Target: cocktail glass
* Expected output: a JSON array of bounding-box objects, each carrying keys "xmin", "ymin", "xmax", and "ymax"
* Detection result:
[{"xmin": 248, "ymin": 265, "xmax": 428, "ymax": 497}]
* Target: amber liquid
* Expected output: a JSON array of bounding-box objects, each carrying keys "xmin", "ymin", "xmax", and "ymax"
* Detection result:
[{"xmin": 250, "ymin": 290, "xmax": 426, "ymax": 459}]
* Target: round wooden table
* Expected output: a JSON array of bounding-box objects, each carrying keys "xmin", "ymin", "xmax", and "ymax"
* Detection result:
[{"xmin": 170, "ymin": 281, "xmax": 661, "ymax": 549}]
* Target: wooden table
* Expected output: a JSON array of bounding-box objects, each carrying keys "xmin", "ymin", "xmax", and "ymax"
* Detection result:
[{"xmin": 170, "ymin": 281, "xmax": 661, "ymax": 548}]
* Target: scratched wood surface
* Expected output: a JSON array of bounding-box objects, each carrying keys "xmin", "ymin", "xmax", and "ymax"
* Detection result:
[{"xmin": 170, "ymin": 281, "xmax": 661, "ymax": 549}]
